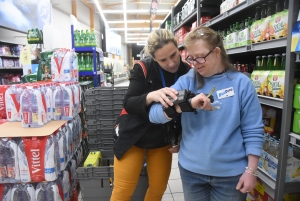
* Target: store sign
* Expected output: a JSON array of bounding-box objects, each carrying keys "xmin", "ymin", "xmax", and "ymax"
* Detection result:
[
  {"xmin": 0, "ymin": 0, "xmax": 51, "ymax": 33},
  {"xmin": 105, "ymin": 30, "xmax": 122, "ymax": 56}
]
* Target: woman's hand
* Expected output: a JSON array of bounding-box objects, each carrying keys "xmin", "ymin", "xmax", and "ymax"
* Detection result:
[
  {"xmin": 190, "ymin": 93, "xmax": 212, "ymax": 111},
  {"xmin": 236, "ymin": 172, "xmax": 257, "ymax": 194},
  {"xmin": 146, "ymin": 87, "xmax": 178, "ymax": 107},
  {"xmin": 168, "ymin": 144, "xmax": 180, "ymax": 153}
]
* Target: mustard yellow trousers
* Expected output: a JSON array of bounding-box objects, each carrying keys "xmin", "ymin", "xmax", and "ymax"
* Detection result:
[{"xmin": 110, "ymin": 144, "xmax": 172, "ymax": 201}]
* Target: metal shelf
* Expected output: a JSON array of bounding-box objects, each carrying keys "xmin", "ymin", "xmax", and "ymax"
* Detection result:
[
  {"xmin": 258, "ymin": 167, "xmax": 276, "ymax": 189},
  {"xmin": 226, "ymin": 38, "xmax": 287, "ymax": 55},
  {"xmin": 203, "ymin": 0, "xmax": 248, "ymax": 27},
  {"xmin": 173, "ymin": 9, "xmax": 197, "ymax": 32},
  {"xmin": 257, "ymin": 95, "xmax": 283, "ymax": 109},
  {"xmin": 0, "ymin": 67, "xmax": 22, "ymax": 69},
  {"xmin": 0, "ymin": 55, "xmax": 19, "ymax": 58},
  {"xmin": 79, "ymin": 71, "xmax": 100, "ymax": 76},
  {"xmin": 74, "ymin": 47, "xmax": 100, "ymax": 53}
]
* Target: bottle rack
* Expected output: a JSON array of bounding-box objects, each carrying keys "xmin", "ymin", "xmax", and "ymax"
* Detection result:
[
  {"xmin": 71, "ymin": 25, "xmax": 103, "ymax": 87},
  {"xmin": 161, "ymin": 0, "xmax": 300, "ymax": 200}
]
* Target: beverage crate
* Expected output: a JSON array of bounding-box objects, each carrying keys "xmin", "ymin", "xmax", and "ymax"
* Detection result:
[
  {"xmin": 88, "ymin": 129, "xmax": 114, "ymax": 139},
  {"xmin": 86, "ymin": 119, "xmax": 115, "ymax": 129},
  {"xmin": 76, "ymin": 150, "xmax": 148, "ymax": 201},
  {"xmin": 88, "ymin": 138, "xmax": 114, "ymax": 150},
  {"xmin": 85, "ymin": 87, "xmax": 128, "ymax": 100}
]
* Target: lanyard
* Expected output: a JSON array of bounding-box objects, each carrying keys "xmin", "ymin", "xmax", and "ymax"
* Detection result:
[{"xmin": 159, "ymin": 67, "xmax": 178, "ymax": 88}]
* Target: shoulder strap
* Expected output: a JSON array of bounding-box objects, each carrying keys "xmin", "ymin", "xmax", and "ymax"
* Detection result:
[{"xmin": 136, "ymin": 61, "xmax": 147, "ymax": 78}]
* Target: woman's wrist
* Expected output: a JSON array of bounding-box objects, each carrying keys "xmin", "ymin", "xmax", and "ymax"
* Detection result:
[{"xmin": 245, "ymin": 167, "xmax": 258, "ymax": 177}]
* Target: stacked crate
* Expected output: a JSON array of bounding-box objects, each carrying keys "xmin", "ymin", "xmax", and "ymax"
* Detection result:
[{"xmin": 77, "ymin": 87, "xmax": 148, "ymax": 201}]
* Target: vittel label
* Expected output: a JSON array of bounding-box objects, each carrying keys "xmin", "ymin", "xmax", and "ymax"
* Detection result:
[
  {"xmin": 31, "ymin": 149, "xmax": 41, "ymax": 174},
  {"xmin": 0, "ymin": 93, "xmax": 4, "ymax": 111}
]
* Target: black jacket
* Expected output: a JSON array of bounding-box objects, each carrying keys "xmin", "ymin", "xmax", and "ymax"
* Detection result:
[{"xmin": 113, "ymin": 57, "xmax": 190, "ymax": 159}]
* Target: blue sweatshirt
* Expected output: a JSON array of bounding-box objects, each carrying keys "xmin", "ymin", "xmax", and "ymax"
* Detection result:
[{"xmin": 149, "ymin": 69, "xmax": 264, "ymax": 177}]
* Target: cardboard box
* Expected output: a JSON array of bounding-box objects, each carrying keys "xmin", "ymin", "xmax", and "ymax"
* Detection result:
[
  {"xmin": 251, "ymin": 70, "xmax": 270, "ymax": 96},
  {"xmin": 200, "ymin": 16, "xmax": 212, "ymax": 25},
  {"xmin": 226, "ymin": 32, "xmax": 238, "ymax": 49},
  {"xmin": 267, "ymin": 70, "xmax": 285, "ymax": 99},
  {"xmin": 238, "ymin": 28, "xmax": 250, "ymax": 47}
]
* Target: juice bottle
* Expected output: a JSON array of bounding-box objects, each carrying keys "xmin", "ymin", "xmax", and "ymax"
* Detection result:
[
  {"xmin": 267, "ymin": 55, "xmax": 274, "ymax": 70},
  {"xmin": 293, "ymin": 84, "xmax": 300, "ymax": 109},
  {"xmin": 281, "ymin": 53, "xmax": 286, "ymax": 70},
  {"xmin": 273, "ymin": 54, "xmax": 281, "ymax": 70}
]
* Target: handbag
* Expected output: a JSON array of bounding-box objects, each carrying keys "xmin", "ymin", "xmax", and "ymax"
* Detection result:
[{"xmin": 113, "ymin": 61, "xmax": 150, "ymax": 160}]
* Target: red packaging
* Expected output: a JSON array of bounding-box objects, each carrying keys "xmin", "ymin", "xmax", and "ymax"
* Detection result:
[
  {"xmin": 177, "ymin": 26, "xmax": 190, "ymax": 37},
  {"xmin": 0, "ymin": 85, "xmax": 8, "ymax": 119},
  {"xmin": 200, "ymin": 16, "xmax": 212, "ymax": 25}
]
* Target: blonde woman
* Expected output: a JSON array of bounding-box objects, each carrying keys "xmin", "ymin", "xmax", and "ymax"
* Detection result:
[
  {"xmin": 149, "ymin": 26, "xmax": 264, "ymax": 201},
  {"xmin": 110, "ymin": 29, "xmax": 190, "ymax": 201}
]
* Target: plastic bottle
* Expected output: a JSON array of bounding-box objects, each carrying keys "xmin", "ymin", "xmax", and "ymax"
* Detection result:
[
  {"xmin": 11, "ymin": 183, "xmax": 35, "ymax": 201},
  {"xmin": 60, "ymin": 83, "xmax": 73, "ymax": 120},
  {"xmin": 55, "ymin": 130, "xmax": 67, "ymax": 171},
  {"xmin": 5, "ymin": 85, "xmax": 23, "ymax": 122},
  {"xmin": 0, "ymin": 184, "xmax": 12, "ymax": 201},
  {"xmin": 85, "ymin": 29, "xmax": 90, "ymax": 46},
  {"xmin": 63, "ymin": 124, "xmax": 72, "ymax": 161},
  {"xmin": 44, "ymin": 134, "xmax": 59, "ymax": 181},
  {"xmin": 80, "ymin": 30, "xmax": 85, "ymax": 47},
  {"xmin": 4, "ymin": 138, "xmax": 19, "ymax": 182},
  {"xmin": 0, "ymin": 139, "xmax": 7, "ymax": 180},
  {"xmin": 45, "ymin": 83, "xmax": 53, "ymax": 121},
  {"xmin": 37, "ymin": 85, "xmax": 48, "ymax": 125},
  {"xmin": 35, "ymin": 182, "xmax": 46, "ymax": 201},
  {"xmin": 91, "ymin": 29, "xmax": 97, "ymax": 47},
  {"xmin": 53, "ymin": 84, "xmax": 63, "ymax": 120},
  {"xmin": 263, "ymin": 135, "xmax": 270, "ymax": 151},
  {"xmin": 17, "ymin": 139, "xmax": 30, "ymax": 183},
  {"xmin": 68, "ymin": 121, "xmax": 75, "ymax": 157}
]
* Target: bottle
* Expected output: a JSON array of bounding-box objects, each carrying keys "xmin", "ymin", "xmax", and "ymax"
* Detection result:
[
  {"xmin": 84, "ymin": 53, "xmax": 89, "ymax": 71},
  {"xmin": 11, "ymin": 184, "xmax": 23, "ymax": 201},
  {"xmin": 80, "ymin": 30, "xmax": 85, "ymax": 47},
  {"xmin": 53, "ymin": 84, "xmax": 63, "ymax": 120},
  {"xmin": 273, "ymin": 54, "xmax": 281, "ymax": 70},
  {"xmin": 267, "ymin": 55, "xmax": 274, "ymax": 70},
  {"xmin": 256, "ymin": 56, "xmax": 262, "ymax": 70},
  {"xmin": 90, "ymin": 53, "xmax": 94, "ymax": 71},
  {"xmin": 267, "ymin": 1, "xmax": 275, "ymax": 17},
  {"xmin": 248, "ymin": 17, "xmax": 252, "ymax": 28},
  {"xmin": 5, "ymin": 85, "xmax": 23, "ymax": 122},
  {"xmin": 4, "ymin": 138, "xmax": 19, "ymax": 182},
  {"xmin": 91, "ymin": 29, "xmax": 97, "ymax": 47},
  {"xmin": 274, "ymin": 141, "xmax": 280, "ymax": 158},
  {"xmin": 293, "ymin": 110, "xmax": 300, "ymax": 134},
  {"xmin": 63, "ymin": 124, "xmax": 72, "ymax": 160},
  {"xmin": 284, "ymin": 0, "xmax": 288, "ymax": 10},
  {"xmin": 0, "ymin": 184, "xmax": 12, "ymax": 200},
  {"xmin": 281, "ymin": 53, "xmax": 286, "ymax": 70},
  {"xmin": 261, "ymin": 4, "xmax": 267, "ymax": 19},
  {"xmin": 85, "ymin": 29, "xmax": 90, "ymax": 46},
  {"xmin": 268, "ymin": 139, "xmax": 275, "ymax": 156},
  {"xmin": 55, "ymin": 130, "xmax": 67, "ymax": 171},
  {"xmin": 45, "ymin": 134, "xmax": 59, "ymax": 181},
  {"xmin": 275, "ymin": 0, "xmax": 282, "ymax": 13},
  {"xmin": 35, "ymin": 182, "xmax": 46, "ymax": 201},
  {"xmin": 11, "ymin": 183, "xmax": 35, "ymax": 201},
  {"xmin": 61, "ymin": 83, "xmax": 73, "ymax": 120},
  {"xmin": 0, "ymin": 139, "xmax": 7, "ymax": 180},
  {"xmin": 255, "ymin": 6, "xmax": 261, "ymax": 21},
  {"xmin": 261, "ymin": 55, "xmax": 268, "ymax": 70}
]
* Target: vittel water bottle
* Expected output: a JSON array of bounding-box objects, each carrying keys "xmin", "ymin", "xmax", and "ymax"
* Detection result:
[
  {"xmin": 45, "ymin": 83, "xmax": 53, "ymax": 121},
  {"xmin": 63, "ymin": 124, "xmax": 72, "ymax": 162},
  {"xmin": 37, "ymin": 84, "xmax": 48, "ymax": 124},
  {"xmin": 67, "ymin": 121, "xmax": 76, "ymax": 156},
  {"xmin": 53, "ymin": 84, "xmax": 63, "ymax": 120},
  {"xmin": 70, "ymin": 159, "xmax": 77, "ymax": 190},
  {"xmin": 44, "ymin": 135, "xmax": 59, "ymax": 181},
  {"xmin": 3, "ymin": 138, "xmax": 19, "ymax": 182},
  {"xmin": 55, "ymin": 130, "xmax": 67, "ymax": 171},
  {"xmin": 17, "ymin": 139, "xmax": 30, "ymax": 183},
  {"xmin": 62, "ymin": 171, "xmax": 71, "ymax": 201},
  {"xmin": 0, "ymin": 184, "xmax": 12, "ymax": 201},
  {"xmin": 5, "ymin": 85, "xmax": 23, "ymax": 122},
  {"xmin": 36, "ymin": 182, "xmax": 63, "ymax": 201},
  {"xmin": 11, "ymin": 183, "xmax": 35, "ymax": 201},
  {"xmin": 60, "ymin": 83, "xmax": 73, "ymax": 120}
]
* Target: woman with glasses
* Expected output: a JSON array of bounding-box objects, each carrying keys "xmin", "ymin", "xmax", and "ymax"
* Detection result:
[
  {"xmin": 110, "ymin": 29, "xmax": 191, "ymax": 201},
  {"xmin": 149, "ymin": 26, "xmax": 264, "ymax": 201}
]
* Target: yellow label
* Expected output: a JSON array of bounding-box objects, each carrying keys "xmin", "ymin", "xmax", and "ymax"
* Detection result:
[
  {"xmin": 20, "ymin": 45, "xmax": 31, "ymax": 65},
  {"xmin": 267, "ymin": 70, "xmax": 285, "ymax": 99},
  {"xmin": 32, "ymin": 113, "xmax": 38, "ymax": 123},
  {"xmin": 255, "ymin": 182, "xmax": 265, "ymax": 195}
]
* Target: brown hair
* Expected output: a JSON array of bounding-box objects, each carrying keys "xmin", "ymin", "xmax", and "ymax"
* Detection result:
[
  {"xmin": 145, "ymin": 29, "xmax": 178, "ymax": 58},
  {"xmin": 184, "ymin": 26, "xmax": 236, "ymax": 89}
]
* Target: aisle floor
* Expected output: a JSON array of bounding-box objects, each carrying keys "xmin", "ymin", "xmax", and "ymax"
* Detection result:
[{"xmin": 78, "ymin": 153, "xmax": 184, "ymax": 201}]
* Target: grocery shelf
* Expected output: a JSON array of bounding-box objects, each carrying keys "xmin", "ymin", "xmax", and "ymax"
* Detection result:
[
  {"xmin": 74, "ymin": 47, "xmax": 101, "ymax": 53},
  {"xmin": 226, "ymin": 38, "xmax": 287, "ymax": 55},
  {"xmin": 257, "ymin": 95, "xmax": 283, "ymax": 109},
  {"xmin": 0, "ymin": 55, "xmax": 19, "ymax": 58},
  {"xmin": 79, "ymin": 71, "xmax": 100, "ymax": 76},
  {"xmin": 258, "ymin": 167, "xmax": 276, "ymax": 189},
  {"xmin": 0, "ymin": 67, "xmax": 22, "ymax": 69},
  {"xmin": 173, "ymin": 9, "xmax": 197, "ymax": 32},
  {"xmin": 0, "ymin": 120, "xmax": 67, "ymax": 137}
]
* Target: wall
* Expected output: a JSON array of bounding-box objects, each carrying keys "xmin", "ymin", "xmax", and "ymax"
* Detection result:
[{"xmin": 0, "ymin": 28, "xmax": 27, "ymax": 44}]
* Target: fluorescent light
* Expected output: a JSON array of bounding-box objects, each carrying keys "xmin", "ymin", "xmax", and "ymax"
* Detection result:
[
  {"xmin": 109, "ymin": 27, "xmax": 158, "ymax": 31},
  {"xmin": 127, "ymin": 33, "xmax": 150, "ymax": 36},
  {"xmin": 123, "ymin": 0, "xmax": 127, "ymax": 43},
  {"xmin": 93, "ymin": 0, "xmax": 109, "ymax": 28},
  {"xmin": 102, "ymin": 9, "xmax": 171, "ymax": 13},
  {"xmin": 127, "ymin": 38, "xmax": 148, "ymax": 40},
  {"xmin": 107, "ymin": 20, "xmax": 164, "ymax": 24}
]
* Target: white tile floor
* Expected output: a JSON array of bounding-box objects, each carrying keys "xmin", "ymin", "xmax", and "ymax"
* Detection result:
[{"xmin": 78, "ymin": 153, "xmax": 184, "ymax": 201}]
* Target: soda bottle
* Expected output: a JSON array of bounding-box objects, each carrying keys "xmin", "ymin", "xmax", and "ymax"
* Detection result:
[
  {"xmin": 0, "ymin": 184, "xmax": 11, "ymax": 201},
  {"xmin": 273, "ymin": 54, "xmax": 281, "ymax": 70},
  {"xmin": 85, "ymin": 29, "xmax": 90, "ymax": 46},
  {"xmin": 267, "ymin": 55, "xmax": 274, "ymax": 70},
  {"xmin": 90, "ymin": 29, "xmax": 97, "ymax": 47},
  {"xmin": 281, "ymin": 53, "xmax": 286, "ymax": 70},
  {"xmin": 256, "ymin": 56, "xmax": 262, "ymax": 70}
]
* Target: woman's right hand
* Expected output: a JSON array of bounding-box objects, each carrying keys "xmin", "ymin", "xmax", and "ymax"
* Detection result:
[
  {"xmin": 190, "ymin": 93, "xmax": 213, "ymax": 111},
  {"xmin": 146, "ymin": 87, "xmax": 178, "ymax": 107}
]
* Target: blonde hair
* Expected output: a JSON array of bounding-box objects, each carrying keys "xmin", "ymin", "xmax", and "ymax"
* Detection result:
[
  {"xmin": 145, "ymin": 29, "xmax": 178, "ymax": 58},
  {"xmin": 184, "ymin": 26, "xmax": 236, "ymax": 89}
]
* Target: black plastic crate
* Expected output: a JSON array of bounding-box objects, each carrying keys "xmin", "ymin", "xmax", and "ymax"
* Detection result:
[
  {"xmin": 77, "ymin": 150, "xmax": 148, "ymax": 201},
  {"xmin": 88, "ymin": 138, "xmax": 114, "ymax": 150},
  {"xmin": 88, "ymin": 128, "xmax": 113, "ymax": 136}
]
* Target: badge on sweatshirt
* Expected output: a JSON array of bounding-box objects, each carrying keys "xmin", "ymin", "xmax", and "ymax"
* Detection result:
[{"xmin": 216, "ymin": 87, "xmax": 234, "ymax": 99}]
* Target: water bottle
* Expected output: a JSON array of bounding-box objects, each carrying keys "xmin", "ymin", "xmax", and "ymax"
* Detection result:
[
  {"xmin": 53, "ymin": 84, "xmax": 63, "ymax": 120},
  {"xmin": 23, "ymin": 184, "xmax": 35, "ymax": 201},
  {"xmin": 45, "ymin": 83, "xmax": 53, "ymax": 121},
  {"xmin": 37, "ymin": 84, "xmax": 48, "ymax": 124},
  {"xmin": 44, "ymin": 135, "xmax": 58, "ymax": 181},
  {"xmin": 4, "ymin": 138, "xmax": 19, "ymax": 182},
  {"xmin": 55, "ymin": 130, "xmax": 67, "ymax": 171},
  {"xmin": 11, "ymin": 184, "xmax": 35, "ymax": 201},
  {"xmin": 62, "ymin": 171, "xmax": 71, "ymax": 201},
  {"xmin": 60, "ymin": 84, "xmax": 73, "ymax": 120},
  {"xmin": 70, "ymin": 159, "xmax": 77, "ymax": 190},
  {"xmin": 35, "ymin": 182, "xmax": 46, "ymax": 201},
  {"xmin": 5, "ymin": 85, "xmax": 23, "ymax": 122},
  {"xmin": 63, "ymin": 124, "xmax": 72, "ymax": 162},
  {"xmin": 0, "ymin": 184, "xmax": 12, "ymax": 201},
  {"xmin": 68, "ymin": 121, "xmax": 76, "ymax": 156},
  {"xmin": 11, "ymin": 184, "xmax": 23, "ymax": 201},
  {"xmin": 17, "ymin": 139, "xmax": 30, "ymax": 183}
]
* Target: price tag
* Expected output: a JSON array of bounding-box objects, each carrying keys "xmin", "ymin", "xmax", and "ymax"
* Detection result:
[{"xmin": 246, "ymin": 45, "xmax": 252, "ymax": 51}]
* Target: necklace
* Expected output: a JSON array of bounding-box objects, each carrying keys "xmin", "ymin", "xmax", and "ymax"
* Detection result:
[{"xmin": 206, "ymin": 73, "xmax": 226, "ymax": 98}]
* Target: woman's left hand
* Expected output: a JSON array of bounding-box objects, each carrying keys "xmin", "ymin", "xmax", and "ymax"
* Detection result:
[
  {"xmin": 236, "ymin": 172, "xmax": 257, "ymax": 194},
  {"xmin": 168, "ymin": 144, "xmax": 180, "ymax": 153}
]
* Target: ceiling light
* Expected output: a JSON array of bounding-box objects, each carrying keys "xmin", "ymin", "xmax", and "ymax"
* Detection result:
[
  {"xmin": 109, "ymin": 28, "xmax": 158, "ymax": 31},
  {"xmin": 127, "ymin": 33, "xmax": 150, "ymax": 36},
  {"xmin": 93, "ymin": 0, "xmax": 109, "ymax": 28},
  {"xmin": 102, "ymin": 9, "xmax": 171, "ymax": 14},
  {"xmin": 127, "ymin": 38, "xmax": 148, "ymax": 40},
  {"xmin": 107, "ymin": 20, "xmax": 164, "ymax": 24},
  {"xmin": 123, "ymin": 0, "xmax": 127, "ymax": 43}
]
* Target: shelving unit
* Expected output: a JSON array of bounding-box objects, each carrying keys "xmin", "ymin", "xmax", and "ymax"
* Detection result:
[
  {"xmin": 161, "ymin": 0, "xmax": 300, "ymax": 200},
  {"xmin": 71, "ymin": 25, "xmax": 103, "ymax": 87},
  {"xmin": 0, "ymin": 41, "xmax": 22, "ymax": 74}
]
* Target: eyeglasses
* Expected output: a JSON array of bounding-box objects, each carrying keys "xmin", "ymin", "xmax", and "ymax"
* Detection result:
[{"xmin": 185, "ymin": 47, "xmax": 216, "ymax": 65}]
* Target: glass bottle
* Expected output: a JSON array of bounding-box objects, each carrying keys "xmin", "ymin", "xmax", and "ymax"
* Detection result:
[
  {"xmin": 273, "ymin": 54, "xmax": 281, "ymax": 70},
  {"xmin": 274, "ymin": 141, "xmax": 280, "ymax": 158},
  {"xmin": 263, "ymin": 135, "xmax": 270, "ymax": 152},
  {"xmin": 248, "ymin": 17, "xmax": 252, "ymax": 28},
  {"xmin": 284, "ymin": 0, "xmax": 289, "ymax": 10},
  {"xmin": 261, "ymin": 55, "xmax": 268, "ymax": 70},
  {"xmin": 240, "ymin": 20, "xmax": 244, "ymax": 30},
  {"xmin": 275, "ymin": 0, "xmax": 282, "ymax": 13},
  {"xmin": 256, "ymin": 56, "xmax": 262, "ymax": 70},
  {"xmin": 255, "ymin": 6, "xmax": 261, "ymax": 21},
  {"xmin": 268, "ymin": 139, "xmax": 275, "ymax": 156},
  {"xmin": 244, "ymin": 18, "xmax": 249, "ymax": 28},
  {"xmin": 267, "ymin": 55, "xmax": 274, "ymax": 70},
  {"xmin": 261, "ymin": 4, "xmax": 267, "ymax": 19},
  {"xmin": 235, "ymin": 22, "xmax": 240, "ymax": 32},
  {"xmin": 281, "ymin": 53, "xmax": 286, "ymax": 70},
  {"xmin": 267, "ymin": 1, "xmax": 275, "ymax": 17}
]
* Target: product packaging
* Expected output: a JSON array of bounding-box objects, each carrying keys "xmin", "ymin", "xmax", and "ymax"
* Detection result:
[{"xmin": 267, "ymin": 70, "xmax": 285, "ymax": 99}]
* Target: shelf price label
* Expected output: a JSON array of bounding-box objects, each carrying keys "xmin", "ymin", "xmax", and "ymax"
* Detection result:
[{"xmin": 246, "ymin": 45, "xmax": 252, "ymax": 51}]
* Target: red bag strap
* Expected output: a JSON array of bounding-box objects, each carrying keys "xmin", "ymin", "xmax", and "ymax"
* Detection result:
[{"xmin": 136, "ymin": 61, "xmax": 147, "ymax": 78}]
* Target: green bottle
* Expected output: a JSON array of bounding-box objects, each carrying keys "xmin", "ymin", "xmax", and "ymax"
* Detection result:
[
  {"xmin": 261, "ymin": 55, "xmax": 268, "ymax": 70},
  {"xmin": 248, "ymin": 17, "xmax": 252, "ymax": 28},
  {"xmin": 273, "ymin": 54, "xmax": 281, "ymax": 70},
  {"xmin": 267, "ymin": 55, "xmax": 274, "ymax": 70},
  {"xmin": 85, "ymin": 29, "xmax": 90, "ymax": 46},
  {"xmin": 90, "ymin": 29, "xmax": 97, "ymax": 47},
  {"xmin": 74, "ymin": 30, "xmax": 81, "ymax": 47},
  {"xmin": 293, "ymin": 109, "xmax": 300, "ymax": 134},
  {"xmin": 80, "ymin": 30, "xmax": 85, "ymax": 47},
  {"xmin": 256, "ymin": 56, "xmax": 262, "ymax": 70},
  {"xmin": 293, "ymin": 84, "xmax": 300, "ymax": 109},
  {"xmin": 89, "ymin": 53, "xmax": 94, "ymax": 71},
  {"xmin": 281, "ymin": 53, "xmax": 286, "ymax": 70},
  {"xmin": 235, "ymin": 22, "xmax": 240, "ymax": 32}
]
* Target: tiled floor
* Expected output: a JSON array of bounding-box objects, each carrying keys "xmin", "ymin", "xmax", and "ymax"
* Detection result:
[{"xmin": 78, "ymin": 153, "xmax": 184, "ymax": 201}]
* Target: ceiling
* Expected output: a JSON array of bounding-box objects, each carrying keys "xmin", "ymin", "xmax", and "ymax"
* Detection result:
[{"xmin": 82, "ymin": 0, "xmax": 179, "ymax": 45}]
